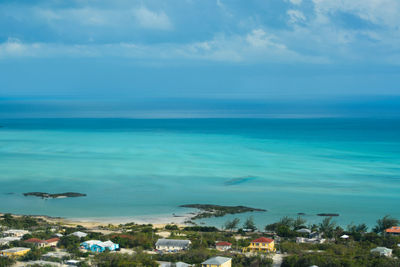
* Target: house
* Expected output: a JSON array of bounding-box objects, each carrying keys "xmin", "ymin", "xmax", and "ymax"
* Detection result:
[
  {"xmin": 80, "ymin": 240, "xmax": 119, "ymax": 252},
  {"xmin": 45, "ymin": 237, "xmax": 60, "ymax": 247},
  {"xmin": 25, "ymin": 260, "xmax": 62, "ymax": 266},
  {"xmin": 2, "ymin": 229, "xmax": 30, "ymax": 237},
  {"xmin": 296, "ymin": 237, "xmax": 326, "ymax": 244},
  {"xmin": 296, "ymin": 228, "xmax": 311, "ymax": 234},
  {"xmin": 243, "ymin": 237, "xmax": 276, "ymax": 253},
  {"xmin": 0, "ymin": 247, "xmax": 31, "ymax": 257},
  {"xmin": 0, "ymin": 236, "xmax": 21, "ymax": 245},
  {"xmin": 42, "ymin": 251, "xmax": 70, "ymax": 260},
  {"xmin": 385, "ymin": 226, "xmax": 400, "ymax": 235},
  {"xmin": 201, "ymin": 256, "xmax": 231, "ymax": 267},
  {"xmin": 296, "ymin": 232, "xmax": 325, "ymax": 244},
  {"xmin": 370, "ymin": 247, "xmax": 392, "ymax": 257},
  {"xmin": 155, "ymin": 239, "xmax": 191, "ymax": 252},
  {"xmin": 215, "ymin": 241, "xmax": 232, "ymax": 251},
  {"xmin": 66, "ymin": 260, "xmax": 81, "ymax": 266},
  {"xmin": 25, "ymin": 238, "xmax": 48, "ymax": 248},
  {"xmin": 70, "ymin": 231, "xmax": 87, "ymax": 238}
]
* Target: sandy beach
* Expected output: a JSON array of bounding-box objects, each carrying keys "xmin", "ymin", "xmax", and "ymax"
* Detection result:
[{"xmin": 0, "ymin": 212, "xmax": 191, "ymax": 230}]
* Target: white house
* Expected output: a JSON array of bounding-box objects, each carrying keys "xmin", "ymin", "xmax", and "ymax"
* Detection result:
[
  {"xmin": 70, "ymin": 231, "xmax": 87, "ymax": 238},
  {"xmin": 370, "ymin": 247, "xmax": 392, "ymax": 257},
  {"xmin": 0, "ymin": 236, "xmax": 21, "ymax": 245},
  {"xmin": 155, "ymin": 239, "xmax": 191, "ymax": 252},
  {"xmin": 215, "ymin": 241, "xmax": 232, "ymax": 251},
  {"xmin": 2, "ymin": 229, "xmax": 30, "ymax": 237}
]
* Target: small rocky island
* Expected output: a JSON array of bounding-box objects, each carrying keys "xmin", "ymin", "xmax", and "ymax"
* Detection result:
[
  {"xmin": 23, "ymin": 192, "xmax": 86, "ymax": 199},
  {"xmin": 317, "ymin": 213, "xmax": 339, "ymax": 217},
  {"xmin": 180, "ymin": 204, "xmax": 266, "ymax": 220}
]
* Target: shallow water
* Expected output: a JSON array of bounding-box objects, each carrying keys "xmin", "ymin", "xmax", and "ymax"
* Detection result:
[{"xmin": 0, "ymin": 118, "xmax": 399, "ymax": 229}]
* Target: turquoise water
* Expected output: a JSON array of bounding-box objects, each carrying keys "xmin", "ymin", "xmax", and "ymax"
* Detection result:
[{"xmin": 0, "ymin": 118, "xmax": 399, "ymax": 228}]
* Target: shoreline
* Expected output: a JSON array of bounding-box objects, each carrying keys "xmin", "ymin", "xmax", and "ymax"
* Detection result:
[{"xmin": 0, "ymin": 212, "xmax": 192, "ymax": 229}]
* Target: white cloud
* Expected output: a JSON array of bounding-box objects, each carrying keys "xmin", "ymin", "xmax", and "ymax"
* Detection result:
[
  {"xmin": 133, "ymin": 7, "xmax": 172, "ymax": 30},
  {"xmin": 287, "ymin": 9, "xmax": 306, "ymax": 24},
  {"xmin": 289, "ymin": 0, "xmax": 302, "ymax": 5},
  {"xmin": 0, "ymin": 30, "xmax": 327, "ymax": 64}
]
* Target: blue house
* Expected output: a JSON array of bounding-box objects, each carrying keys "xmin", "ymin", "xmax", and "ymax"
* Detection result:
[{"xmin": 80, "ymin": 240, "xmax": 119, "ymax": 252}]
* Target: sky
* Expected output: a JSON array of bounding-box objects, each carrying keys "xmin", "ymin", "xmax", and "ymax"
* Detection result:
[{"xmin": 0, "ymin": 0, "xmax": 399, "ymax": 118}]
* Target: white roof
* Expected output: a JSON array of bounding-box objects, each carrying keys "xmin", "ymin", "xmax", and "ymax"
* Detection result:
[
  {"xmin": 340, "ymin": 234, "xmax": 349, "ymax": 239},
  {"xmin": 296, "ymin": 228, "xmax": 311, "ymax": 234},
  {"xmin": 71, "ymin": 231, "xmax": 87, "ymax": 238},
  {"xmin": 371, "ymin": 247, "xmax": 392, "ymax": 253},
  {"xmin": 43, "ymin": 251, "xmax": 70, "ymax": 258},
  {"xmin": 26, "ymin": 260, "xmax": 61, "ymax": 266},
  {"xmin": 0, "ymin": 236, "xmax": 21, "ymax": 244},
  {"xmin": 202, "ymin": 256, "xmax": 231, "ymax": 265},
  {"xmin": 156, "ymin": 239, "xmax": 191, "ymax": 247},
  {"xmin": 3, "ymin": 229, "xmax": 29, "ymax": 234},
  {"xmin": 66, "ymin": 260, "xmax": 81, "ymax": 263}
]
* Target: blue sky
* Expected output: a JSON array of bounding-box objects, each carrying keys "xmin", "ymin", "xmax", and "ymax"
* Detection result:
[{"xmin": 0, "ymin": 0, "xmax": 399, "ymax": 117}]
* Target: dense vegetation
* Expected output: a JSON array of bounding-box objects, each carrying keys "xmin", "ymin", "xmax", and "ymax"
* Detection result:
[{"xmin": 0, "ymin": 213, "xmax": 399, "ymax": 267}]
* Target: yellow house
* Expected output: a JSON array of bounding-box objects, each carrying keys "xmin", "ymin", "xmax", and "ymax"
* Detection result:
[
  {"xmin": 0, "ymin": 247, "xmax": 31, "ymax": 257},
  {"xmin": 243, "ymin": 237, "xmax": 276, "ymax": 253},
  {"xmin": 201, "ymin": 256, "xmax": 231, "ymax": 267}
]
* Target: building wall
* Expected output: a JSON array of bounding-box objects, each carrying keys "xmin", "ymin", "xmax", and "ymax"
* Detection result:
[
  {"xmin": 245, "ymin": 241, "xmax": 275, "ymax": 252},
  {"xmin": 0, "ymin": 249, "xmax": 31, "ymax": 257},
  {"xmin": 202, "ymin": 260, "xmax": 231, "ymax": 267}
]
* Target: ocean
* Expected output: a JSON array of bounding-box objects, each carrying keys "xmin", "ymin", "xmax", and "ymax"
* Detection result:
[{"xmin": 0, "ymin": 118, "xmax": 399, "ymax": 229}]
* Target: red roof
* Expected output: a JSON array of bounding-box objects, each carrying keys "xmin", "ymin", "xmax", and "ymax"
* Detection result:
[
  {"xmin": 46, "ymin": 238, "xmax": 60, "ymax": 243},
  {"xmin": 216, "ymin": 241, "xmax": 232, "ymax": 246},
  {"xmin": 25, "ymin": 238, "xmax": 46, "ymax": 243},
  {"xmin": 252, "ymin": 237, "xmax": 274, "ymax": 243},
  {"xmin": 385, "ymin": 226, "xmax": 400, "ymax": 233}
]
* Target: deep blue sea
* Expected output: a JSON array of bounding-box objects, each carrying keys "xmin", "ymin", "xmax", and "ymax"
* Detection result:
[{"xmin": 0, "ymin": 118, "xmax": 399, "ymax": 229}]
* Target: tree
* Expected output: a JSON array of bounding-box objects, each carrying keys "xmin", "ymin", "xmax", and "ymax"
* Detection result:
[
  {"xmin": 373, "ymin": 215, "xmax": 399, "ymax": 234},
  {"xmin": 224, "ymin": 218, "xmax": 240, "ymax": 231},
  {"xmin": 243, "ymin": 217, "xmax": 257, "ymax": 231},
  {"xmin": 279, "ymin": 217, "xmax": 294, "ymax": 229},
  {"xmin": 319, "ymin": 217, "xmax": 336, "ymax": 238},
  {"xmin": 293, "ymin": 217, "xmax": 307, "ymax": 230}
]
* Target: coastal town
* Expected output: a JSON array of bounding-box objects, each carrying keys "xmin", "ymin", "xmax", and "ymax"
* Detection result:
[{"xmin": 0, "ymin": 213, "xmax": 399, "ymax": 267}]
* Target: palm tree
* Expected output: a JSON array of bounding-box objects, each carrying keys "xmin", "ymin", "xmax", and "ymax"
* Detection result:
[
  {"xmin": 373, "ymin": 215, "xmax": 399, "ymax": 234},
  {"xmin": 319, "ymin": 217, "xmax": 336, "ymax": 238}
]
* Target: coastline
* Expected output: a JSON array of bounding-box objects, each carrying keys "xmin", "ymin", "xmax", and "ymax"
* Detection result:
[{"xmin": 0, "ymin": 212, "xmax": 191, "ymax": 230}]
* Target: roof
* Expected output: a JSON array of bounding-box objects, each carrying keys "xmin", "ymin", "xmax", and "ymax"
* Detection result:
[
  {"xmin": 156, "ymin": 239, "xmax": 191, "ymax": 247},
  {"xmin": 296, "ymin": 228, "xmax": 311, "ymax": 234},
  {"xmin": 216, "ymin": 241, "xmax": 232, "ymax": 246},
  {"xmin": 46, "ymin": 238, "xmax": 60, "ymax": 243},
  {"xmin": 252, "ymin": 237, "xmax": 274, "ymax": 243},
  {"xmin": 26, "ymin": 260, "xmax": 61, "ymax": 266},
  {"xmin": 1, "ymin": 247, "xmax": 31, "ymax": 253},
  {"xmin": 43, "ymin": 251, "xmax": 70, "ymax": 258},
  {"xmin": 385, "ymin": 226, "xmax": 400, "ymax": 233},
  {"xmin": 3, "ymin": 229, "xmax": 29, "ymax": 233},
  {"xmin": 371, "ymin": 247, "xmax": 392, "ymax": 253},
  {"xmin": 71, "ymin": 231, "xmax": 87, "ymax": 237},
  {"xmin": 159, "ymin": 262, "xmax": 191, "ymax": 267},
  {"xmin": 82, "ymin": 240, "xmax": 117, "ymax": 248},
  {"xmin": 25, "ymin": 238, "xmax": 47, "ymax": 244},
  {"xmin": 340, "ymin": 235, "xmax": 349, "ymax": 239},
  {"xmin": 202, "ymin": 256, "xmax": 231, "ymax": 265}
]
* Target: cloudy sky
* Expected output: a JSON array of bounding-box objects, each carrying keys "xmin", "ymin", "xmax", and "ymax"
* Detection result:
[{"xmin": 0, "ymin": 0, "xmax": 399, "ymax": 117}]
